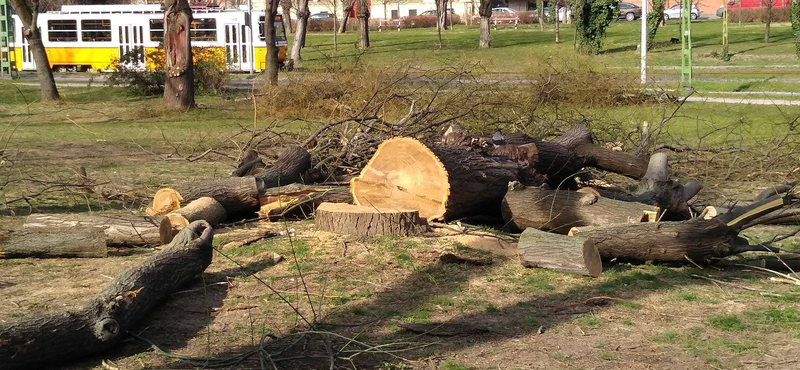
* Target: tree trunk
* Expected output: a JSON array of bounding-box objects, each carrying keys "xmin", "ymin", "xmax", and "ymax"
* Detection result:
[
  {"xmin": 502, "ymin": 186, "xmax": 658, "ymax": 233},
  {"xmin": 254, "ymin": 146, "xmax": 312, "ymax": 192},
  {"xmin": 340, "ymin": 0, "xmax": 355, "ymax": 33},
  {"xmin": 0, "ymin": 222, "xmax": 214, "ymax": 369},
  {"xmin": 351, "ymin": 137, "xmax": 520, "ymax": 221},
  {"xmin": 518, "ymin": 228, "xmax": 602, "ymax": 277},
  {"xmin": 478, "ymin": 0, "xmax": 491, "ymax": 48},
  {"xmin": 765, "ymin": 0, "xmax": 772, "ymax": 43},
  {"xmin": 163, "ymin": 0, "xmax": 195, "ymax": 109},
  {"xmin": 291, "ymin": 0, "xmax": 310, "ymax": 64},
  {"xmin": 231, "ymin": 157, "xmax": 267, "ymax": 177},
  {"xmin": 357, "ymin": 0, "xmax": 370, "ymax": 48},
  {"xmin": 152, "ymin": 177, "xmax": 261, "ymax": 217},
  {"xmin": 555, "ymin": 6, "xmax": 560, "ymax": 43},
  {"xmin": 316, "ymin": 202, "xmax": 428, "ymax": 236},
  {"xmin": 265, "ymin": 0, "xmax": 281, "ymax": 85},
  {"xmin": 556, "ymin": 124, "xmax": 648, "ymax": 180},
  {"xmin": 537, "ymin": 0, "xmax": 545, "ymax": 30},
  {"xmin": 159, "ymin": 197, "xmax": 227, "ymax": 244},
  {"xmin": 258, "ymin": 184, "xmax": 353, "ymax": 220},
  {"xmin": 281, "ymin": 0, "xmax": 294, "ymax": 34},
  {"xmin": 7, "ymin": 0, "xmax": 60, "ymax": 102}
]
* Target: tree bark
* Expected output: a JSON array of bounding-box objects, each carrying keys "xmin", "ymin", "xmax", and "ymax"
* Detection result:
[
  {"xmin": 258, "ymin": 184, "xmax": 353, "ymax": 220},
  {"xmin": 231, "ymin": 157, "xmax": 267, "ymax": 177},
  {"xmin": 340, "ymin": 0, "xmax": 355, "ymax": 33},
  {"xmin": 351, "ymin": 137, "xmax": 521, "ymax": 221},
  {"xmin": 0, "ymin": 221, "xmax": 214, "ymax": 370},
  {"xmin": 315, "ymin": 202, "xmax": 428, "ymax": 236},
  {"xmin": 518, "ymin": 228, "xmax": 602, "ymax": 277},
  {"xmin": 765, "ymin": 0, "xmax": 772, "ymax": 43},
  {"xmin": 357, "ymin": 0, "xmax": 370, "ymax": 48},
  {"xmin": 501, "ymin": 186, "xmax": 658, "ymax": 233},
  {"xmin": 265, "ymin": 0, "xmax": 281, "ymax": 85},
  {"xmin": 291, "ymin": 0, "xmax": 311, "ymax": 63},
  {"xmin": 537, "ymin": 0, "xmax": 545, "ymax": 30},
  {"xmin": 163, "ymin": 0, "xmax": 195, "ymax": 109},
  {"xmin": 153, "ymin": 177, "xmax": 261, "ymax": 217},
  {"xmin": 7, "ymin": 0, "xmax": 60, "ymax": 102},
  {"xmin": 554, "ymin": 0, "xmax": 560, "ymax": 43},
  {"xmin": 281, "ymin": 0, "xmax": 294, "ymax": 34},
  {"xmin": 556, "ymin": 125, "xmax": 648, "ymax": 180},
  {"xmin": 254, "ymin": 146, "xmax": 312, "ymax": 192},
  {"xmin": 159, "ymin": 197, "xmax": 227, "ymax": 244},
  {"xmin": 478, "ymin": 5, "xmax": 491, "ymax": 49}
]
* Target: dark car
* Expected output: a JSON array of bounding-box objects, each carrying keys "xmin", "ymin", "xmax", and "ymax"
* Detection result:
[{"xmin": 619, "ymin": 2, "xmax": 642, "ymax": 21}]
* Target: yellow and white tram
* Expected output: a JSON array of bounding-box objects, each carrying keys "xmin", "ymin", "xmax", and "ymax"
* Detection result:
[{"xmin": 11, "ymin": 4, "xmax": 287, "ymax": 72}]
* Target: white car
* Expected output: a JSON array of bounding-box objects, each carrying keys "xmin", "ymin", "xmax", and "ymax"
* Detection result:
[
  {"xmin": 491, "ymin": 7, "xmax": 518, "ymax": 17},
  {"xmin": 663, "ymin": 3, "xmax": 700, "ymax": 20}
]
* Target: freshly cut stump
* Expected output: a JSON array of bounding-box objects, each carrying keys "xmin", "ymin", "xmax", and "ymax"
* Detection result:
[
  {"xmin": 350, "ymin": 137, "xmax": 518, "ymax": 221},
  {"xmin": 159, "ymin": 197, "xmax": 227, "ymax": 244},
  {"xmin": 315, "ymin": 202, "xmax": 428, "ymax": 236},
  {"xmin": 258, "ymin": 184, "xmax": 353, "ymax": 220},
  {"xmin": 518, "ymin": 228, "xmax": 602, "ymax": 277},
  {"xmin": 148, "ymin": 188, "xmax": 183, "ymax": 216}
]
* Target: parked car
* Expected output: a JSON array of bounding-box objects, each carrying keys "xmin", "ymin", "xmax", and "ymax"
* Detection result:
[
  {"xmin": 491, "ymin": 7, "xmax": 517, "ymax": 18},
  {"xmin": 663, "ymin": 3, "xmax": 700, "ymax": 20},
  {"xmin": 716, "ymin": 0, "xmax": 737, "ymax": 17},
  {"xmin": 619, "ymin": 2, "xmax": 642, "ymax": 21},
  {"xmin": 419, "ymin": 9, "xmax": 455, "ymax": 17},
  {"xmin": 309, "ymin": 13, "xmax": 334, "ymax": 20}
]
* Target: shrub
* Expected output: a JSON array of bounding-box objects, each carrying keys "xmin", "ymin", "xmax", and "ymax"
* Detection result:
[
  {"xmin": 572, "ymin": 0, "xmax": 620, "ymax": 54},
  {"xmin": 517, "ymin": 11, "xmax": 541, "ymax": 24},
  {"xmin": 793, "ymin": 0, "xmax": 800, "ymax": 57},
  {"xmin": 106, "ymin": 49, "xmax": 165, "ymax": 96},
  {"xmin": 728, "ymin": 7, "xmax": 790, "ymax": 23}
]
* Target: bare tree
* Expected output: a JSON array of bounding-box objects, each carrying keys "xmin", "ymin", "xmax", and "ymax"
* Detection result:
[
  {"xmin": 291, "ymin": 0, "xmax": 310, "ymax": 63},
  {"xmin": 281, "ymin": 0, "xmax": 294, "ymax": 34},
  {"xmin": 8, "ymin": 0, "xmax": 60, "ymax": 102},
  {"xmin": 339, "ymin": 0, "xmax": 355, "ymax": 33},
  {"xmin": 764, "ymin": 0, "xmax": 773, "ymax": 42},
  {"xmin": 478, "ymin": 0, "xmax": 491, "ymax": 48},
  {"xmin": 266, "ymin": 0, "xmax": 281, "ymax": 84},
  {"xmin": 356, "ymin": 0, "xmax": 369, "ymax": 48},
  {"xmin": 163, "ymin": 0, "xmax": 194, "ymax": 109}
]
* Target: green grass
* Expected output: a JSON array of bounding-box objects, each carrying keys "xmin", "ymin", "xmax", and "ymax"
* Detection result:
[{"xmin": 705, "ymin": 315, "xmax": 748, "ymax": 332}]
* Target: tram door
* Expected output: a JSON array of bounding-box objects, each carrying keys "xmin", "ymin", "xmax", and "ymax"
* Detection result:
[
  {"xmin": 224, "ymin": 23, "xmax": 249, "ymax": 71},
  {"xmin": 117, "ymin": 25, "xmax": 145, "ymax": 68}
]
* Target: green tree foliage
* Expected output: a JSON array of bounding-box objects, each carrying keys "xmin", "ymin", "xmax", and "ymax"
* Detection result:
[
  {"xmin": 792, "ymin": 0, "xmax": 800, "ymax": 57},
  {"xmin": 647, "ymin": 0, "xmax": 667, "ymax": 50},
  {"xmin": 571, "ymin": 0, "xmax": 621, "ymax": 54}
]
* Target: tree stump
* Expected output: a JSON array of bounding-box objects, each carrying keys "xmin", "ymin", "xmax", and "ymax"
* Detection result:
[
  {"xmin": 159, "ymin": 197, "xmax": 227, "ymax": 244},
  {"xmin": 0, "ymin": 221, "xmax": 214, "ymax": 369},
  {"xmin": 315, "ymin": 203, "xmax": 428, "ymax": 236},
  {"xmin": 258, "ymin": 184, "xmax": 353, "ymax": 221},
  {"xmin": 151, "ymin": 177, "xmax": 260, "ymax": 217},
  {"xmin": 518, "ymin": 228, "xmax": 602, "ymax": 277},
  {"xmin": 350, "ymin": 137, "xmax": 519, "ymax": 221},
  {"xmin": 501, "ymin": 185, "xmax": 659, "ymax": 233}
]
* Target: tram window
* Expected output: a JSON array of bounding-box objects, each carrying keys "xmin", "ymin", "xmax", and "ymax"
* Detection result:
[
  {"xmin": 149, "ymin": 19, "xmax": 164, "ymax": 42},
  {"xmin": 81, "ymin": 19, "xmax": 111, "ymax": 42},
  {"xmin": 257, "ymin": 16, "xmax": 287, "ymax": 45},
  {"xmin": 48, "ymin": 20, "xmax": 78, "ymax": 42},
  {"xmin": 191, "ymin": 18, "xmax": 217, "ymax": 41}
]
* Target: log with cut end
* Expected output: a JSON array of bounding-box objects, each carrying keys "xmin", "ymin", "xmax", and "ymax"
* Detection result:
[
  {"xmin": 159, "ymin": 197, "xmax": 227, "ymax": 244},
  {"xmin": 0, "ymin": 221, "xmax": 214, "ymax": 369},
  {"xmin": 518, "ymin": 228, "xmax": 602, "ymax": 277},
  {"xmin": 501, "ymin": 186, "xmax": 659, "ymax": 233},
  {"xmin": 258, "ymin": 184, "xmax": 353, "ymax": 221},
  {"xmin": 151, "ymin": 177, "xmax": 260, "ymax": 217},
  {"xmin": 351, "ymin": 137, "xmax": 519, "ymax": 221},
  {"xmin": 255, "ymin": 146, "xmax": 312, "ymax": 191},
  {"xmin": 315, "ymin": 202, "xmax": 428, "ymax": 236}
]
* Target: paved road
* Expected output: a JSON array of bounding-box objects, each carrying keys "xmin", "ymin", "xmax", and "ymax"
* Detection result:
[{"xmin": 684, "ymin": 95, "xmax": 800, "ymax": 106}]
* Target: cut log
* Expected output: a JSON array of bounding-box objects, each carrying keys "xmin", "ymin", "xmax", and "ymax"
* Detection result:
[
  {"xmin": 231, "ymin": 157, "xmax": 266, "ymax": 177},
  {"xmin": 159, "ymin": 197, "xmax": 227, "ymax": 244},
  {"xmin": 0, "ymin": 221, "xmax": 214, "ymax": 369},
  {"xmin": 518, "ymin": 228, "xmax": 602, "ymax": 277},
  {"xmin": 148, "ymin": 188, "xmax": 183, "ymax": 216},
  {"xmin": 351, "ymin": 137, "xmax": 520, "ymax": 221},
  {"xmin": 700, "ymin": 206, "xmax": 729, "ymax": 220},
  {"xmin": 501, "ymin": 185, "xmax": 659, "ymax": 233},
  {"xmin": 315, "ymin": 202, "xmax": 428, "ymax": 236},
  {"xmin": 153, "ymin": 177, "xmax": 260, "ymax": 217},
  {"xmin": 254, "ymin": 146, "xmax": 312, "ymax": 191},
  {"xmin": 556, "ymin": 124, "xmax": 648, "ymax": 179},
  {"xmin": 754, "ymin": 181, "xmax": 798, "ymax": 201},
  {"xmin": 258, "ymin": 184, "xmax": 353, "ymax": 220}
]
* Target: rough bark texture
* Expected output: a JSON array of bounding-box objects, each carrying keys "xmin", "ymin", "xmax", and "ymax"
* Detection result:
[
  {"xmin": 0, "ymin": 221, "xmax": 214, "ymax": 369},
  {"xmin": 315, "ymin": 203, "xmax": 428, "ymax": 236},
  {"xmin": 478, "ymin": 8, "xmax": 491, "ymax": 48},
  {"xmin": 265, "ymin": 0, "xmax": 281, "ymax": 85},
  {"xmin": 258, "ymin": 184, "xmax": 353, "ymax": 220},
  {"xmin": 340, "ymin": 0, "xmax": 355, "ymax": 33},
  {"xmin": 163, "ymin": 0, "xmax": 195, "ymax": 109},
  {"xmin": 254, "ymin": 146, "xmax": 312, "ymax": 192},
  {"xmin": 518, "ymin": 228, "xmax": 602, "ymax": 277},
  {"xmin": 166, "ymin": 177, "xmax": 261, "ymax": 217},
  {"xmin": 231, "ymin": 157, "xmax": 266, "ymax": 177},
  {"xmin": 357, "ymin": 0, "xmax": 370, "ymax": 48},
  {"xmin": 159, "ymin": 197, "xmax": 227, "ymax": 244},
  {"xmin": 351, "ymin": 137, "xmax": 520, "ymax": 221},
  {"xmin": 765, "ymin": 0, "xmax": 772, "ymax": 43},
  {"xmin": 502, "ymin": 186, "xmax": 658, "ymax": 233},
  {"xmin": 291, "ymin": 0, "xmax": 311, "ymax": 63},
  {"xmin": 7, "ymin": 0, "xmax": 60, "ymax": 101},
  {"xmin": 556, "ymin": 125, "xmax": 648, "ymax": 179}
]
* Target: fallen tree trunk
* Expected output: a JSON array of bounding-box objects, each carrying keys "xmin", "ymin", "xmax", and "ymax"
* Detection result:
[
  {"xmin": 315, "ymin": 202, "xmax": 428, "ymax": 236},
  {"xmin": 518, "ymin": 228, "xmax": 603, "ymax": 277},
  {"xmin": 258, "ymin": 184, "xmax": 353, "ymax": 220},
  {"xmin": 231, "ymin": 157, "xmax": 266, "ymax": 177},
  {"xmin": 501, "ymin": 185, "xmax": 658, "ymax": 233},
  {"xmin": 712, "ymin": 254, "xmax": 800, "ymax": 272},
  {"xmin": 568, "ymin": 195, "xmax": 793, "ymax": 263},
  {"xmin": 351, "ymin": 137, "xmax": 521, "ymax": 221},
  {"xmin": 556, "ymin": 124, "xmax": 648, "ymax": 179},
  {"xmin": 254, "ymin": 146, "xmax": 312, "ymax": 192},
  {"xmin": 0, "ymin": 221, "xmax": 214, "ymax": 369},
  {"xmin": 160, "ymin": 197, "xmax": 227, "ymax": 244},
  {"xmin": 151, "ymin": 177, "xmax": 260, "ymax": 217}
]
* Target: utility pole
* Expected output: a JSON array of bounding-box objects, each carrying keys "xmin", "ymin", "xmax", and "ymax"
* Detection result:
[
  {"xmin": 680, "ymin": 0, "xmax": 693, "ymax": 90},
  {"xmin": 640, "ymin": 0, "xmax": 648, "ymax": 84}
]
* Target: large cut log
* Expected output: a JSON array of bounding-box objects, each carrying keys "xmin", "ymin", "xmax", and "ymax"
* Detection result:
[
  {"xmin": 518, "ymin": 228, "xmax": 602, "ymax": 277},
  {"xmin": 351, "ymin": 137, "xmax": 520, "ymax": 221},
  {"xmin": 556, "ymin": 124, "xmax": 648, "ymax": 179},
  {"xmin": 258, "ymin": 184, "xmax": 353, "ymax": 221},
  {"xmin": 315, "ymin": 202, "xmax": 428, "ymax": 236},
  {"xmin": 568, "ymin": 195, "xmax": 794, "ymax": 263},
  {"xmin": 159, "ymin": 197, "xmax": 227, "ymax": 244},
  {"xmin": 0, "ymin": 221, "xmax": 214, "ymax": 369},
  {"xmin": 1, "ymin": 214, "xmax": 162, "ymax": 258},
  {"xmin": 254, "ymin": 146, "xmax": 312, "ymax": 192},
  {"xmin": 150, "ymin": 177, "xmax": 260, "ymax": 217},
  {"xmin": 501, "ymin": 185, "xmax": 659, "ymax": 233}
]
